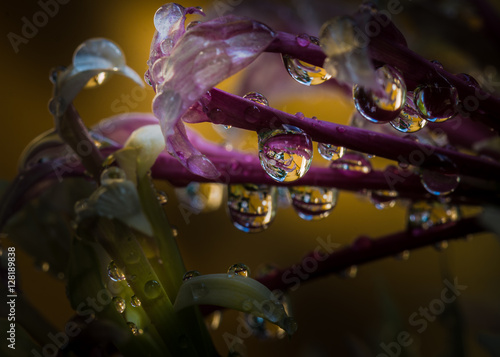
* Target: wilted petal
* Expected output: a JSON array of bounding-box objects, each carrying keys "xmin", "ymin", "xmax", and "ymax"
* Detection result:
[{"xmin": 149, "ymin": 12, "xmax": 275, "ymax": 178}]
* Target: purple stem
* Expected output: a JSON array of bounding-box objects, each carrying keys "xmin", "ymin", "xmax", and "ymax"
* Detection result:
[
  {"xmin": 265, "ymin": 30, "xmax": 500, "ymax": 132},
  {"xmin": 204, "ymin": 88, "xmax": 500, "ymax": 181},
  {"xmin": 257, "ymin": 216, "xmax": 485, "ymax": 292}
]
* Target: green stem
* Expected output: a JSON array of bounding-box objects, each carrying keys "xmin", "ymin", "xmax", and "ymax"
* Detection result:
[{"xmin": 94, "ymin": 218, "xmax": 200, "ymax": 357}]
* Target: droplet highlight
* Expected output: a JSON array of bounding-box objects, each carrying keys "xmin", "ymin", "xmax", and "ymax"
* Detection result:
[
  {"xmin": 131, "ymin": 295, "xmax": 141, "ymax": 307},
  {"xmin": 107, "ymin": 261, "xmax": 126, "ymax": 282},
  {"xmin": 113, "ymin": 296, "xmax": 126, "ymax": 314},
  {"xmin": 318, "ymin": 143, "xmax": 345, "ymax": 161},
  {"xmin": 282, "ymin": 55, "xmax": 331, "ymax": 85},
  {"xmin": 329, "ymin": 151, "xmax": 372, "ymax": 176},
  {"xmin": 390, "ymin": 92, "xmax": 428, "ymax": 133}
]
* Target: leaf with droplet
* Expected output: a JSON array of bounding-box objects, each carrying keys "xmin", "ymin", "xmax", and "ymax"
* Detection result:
[{"xmin": 173, "ymin": 274, "xmax": 297, "ymax": 335}]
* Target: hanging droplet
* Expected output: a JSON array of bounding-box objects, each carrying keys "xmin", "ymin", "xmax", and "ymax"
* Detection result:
[
  {"xmin": 100, "ymin": 166, "xmax": 127, "ymax": 185},
  {"xmin": 131, "ymin": 295, "xmax": 142, "ymax": 307},
  {"xmin": 258, "ymin": 125, "xmax": 313, "ymax": 182},
  {"xmin": 408, "ymin": 201, "xmax": 460, "ymax": 230},
  {"xmin": 414, "ymin": 83, "xmax": 459, "ymax": 122},
  {"xmin": 107, "ymin": 261, "xmax": 126, "ymax": 282},
  {"xmin": 183, "ymin": 270, "xmax": 201, "ymax": 281},
  {"xmin": 340, "ymin": 265, "xmax": 358, "ymax": 278},
  {"xmin": 395, "ymin": 250, "xmax": 410, "ymax": 260},
  {"xmin": 434, "ymin": 240, "xmax": 449, "ymax": 251},
  {"xmin": 242, "ymin": 91, "xmax": 269, "ymax": 106},
  {"xmin": 156, "ymin": 190, "xmax": 168, "ymax": 205},
  {"xmin": 318, "ymin": 143, "xmax": 345, "ymax": 161},
  {"xmin": 113, "ymin": 296, "xmax": 126, "ymax": 314},
  {"xmin": 420, "ymin": 155, "xmax": 460, "ymax": 196},
  {"xmin": 175, "ymin": 182, "xmax": 224, "ymax": 214},
  {"xmin": 390, "ymin": 92, "xmax": 428, "ymax": 133},
  {"xmin": 277, "ymin": 187, "xmax": 292, "ymax": 208},
  {"xmin": 282, "ymin": 54, "xmax": 331, "ymax": 86},
  {"xmin": 206, "ymin": 310, "xmax": 222, "ymax": 330},
  {"xmin": 144, "ymin": 280, "xmax": 162, "ymax": 299},
  {"xmin": 127, "ymin": 322, "xmax": 143, "ymax": 336},
  {"xmin": 353, "ymin": 65, "xmax": 407, "ymax": 123},
  {"xmin": 84, "ymin": 72, "xmax": 109, "ymax": 88},
  {"xmin": 227, "ymin": 263, "xmax": 251, "ymax": 278},
  {"xmin": 227, "ymin": 184, "xmax": 277, "ymax": 233},
  {"xmin": 295, "ymin": 33, "xmax": 311, "ymax": 47},
  {"xmin": 369, "ymin": 190, "xmax": 398, "ymax": 209},
  {"xmin": 329, "ymin": 151, "xmax": 372, "ymax": 176},
  {"xmin": 289, "ymin": 186, "xmax": 339, "ymax": 220}
]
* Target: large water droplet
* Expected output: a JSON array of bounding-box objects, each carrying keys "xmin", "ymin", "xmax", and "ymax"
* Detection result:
[
  {"xmin": 329, "ymin": 151, "xmax": 372, "ymax": 176},
  {"xmin": 282, "ymin": 55, "xmax": 331, "ymax": 86},
  {"xmin": 107, "ymin": 261, "xmax": 126, "ymax": 282},
  {"xmin": 227, "ymin": 263, "xmax": 251, "ymax": 278},
  {"xmin": 414, "ymin": 84, "xmax": 458, "ymax": 122},
  {"xmin": 144, "ymin": 280, "xmax": 162, "ymax": 299},
  {"xmin": 289, "ymin": 186, "xmax": 339, "ymax": 220},
  {"xmin": 353, "ymin": 65, "xmax": 406, "ymax": 123},
  {"xmin": 127, "ymin": 322, "xmax": 143, "ymax": 336},
  {"xmin": 420, "ymin": 155, "xmax": 460, "ymax": 196},
  {"xmin": 183, "ymin": 270, "xmax": 201, "ymax": 281},
  {"xmin": 113, "ymin": 296, "xmax": 126, "ymax": 314},
  {"xmin": 131, "ymin": 295, "xmax": 141, "ymax": 307},
  {"xmin": 390, "ymin": 92, "xmax": 428, "ymax": 133},
  {"xmin": 318, "ymin": 143, "xmax": 345, "ymax": 161},
  {"xmin": 369, "ymin": 190, "xmax": 398, "ymax": 209},
  {"xmin": 258, "ymin": 125, "xmax": 313, "ymax": 182},
  {"xmin": 408, "ymin": 201, "xmax": 460, "ymax": 230},
  {"xmin": 227, "ymin": 184, "xmax": 277, "ymax": 233}
]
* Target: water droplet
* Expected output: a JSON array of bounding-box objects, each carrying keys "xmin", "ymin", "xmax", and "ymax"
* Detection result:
[
  {"xmin": 295, "ymin": 112, "xmax": 305, "ymax": 120},
  {"xmin": 131, "ymin": 295, "xmax": 141, "ymax": 307},
  {"xmin": 352, "ymin": 236, "xmax": 372, "ymax": 251},
  {"xmin": 289, "ymin": 186, "xmax": 338, "ymax": 220},
  {"xmin": 434, "ymin": 240, "xmax": 449, "ymax": 251},
  {"xmin": 144, "ymin": 280, "xmax": 162, "ymax": 299},
  {"xmin": 223, "ymin": 125, "xmax": 232, "ymax": 129},
  {"xmin": 390, "ymin": 92, "xmax": 428, "ymax": 133},
  {"xmin": 124, "ymin": 250, "xmax": 140, "ymax": 264},
  {"xmin": 172, "ymin": 225, "xmax": 179, "ymax": 237},
  {"xmin": 100, "ymin": 166, "xmax": 126, "ymax": 185},
  {"xmin": 183, "ymin": 270, "xmax": 201, "ymax": 281},
  {"xmin": 41, "ymin": 261, "xmax": 50, "ymax": 273},
  {"xmin": 329, "ymin": 151, "xmax": 372, "ymax": 176},
  {"xmin": 127, "ymin": 322, "xmax": 143, "ymax": 336},
  {"xmin": 49, "ymin": 65, "xmax": 66, "ymax": 84},
  {"xmin": 408, "ymin": 201, "xmax": 460, "ymax": 230},
  {"xmin": 175, "ymin": 182, "xmax": 223, "ymax": 213},
  {"xmin": 191, "ymin": 282, "xmax": 208, "ymax": 299},
  {"xmin": 282, "ymin": 54, "xmax": 331, "ymax": 85},
  {"xmin": 107, "ymin": 261, "xmax": 126, "ymax": 282},
  {"xmin": 340, "ymin": 265, "xmax": 358, "ymax": 278},
  {"xmin": 227, "ymin": 263, "xmax": 251, "ymax": 278},
  {"xmin": 420, "ymin": 155, "xmax": 460, "ymax": 196},
  {"xmin": 186, "ymin": 20, "xmax": 201, "ymax": 30},
  {"xmin": 84, "ymin": 72, "xmax": 109, "ymax": 88},
  {"xmin": 336, "ymin": 126, "xmax": 346, "ymax": 133},
  {"xmin": 414, "ymin": 84, "xmax": 458, "ymax": 122},
  {"xmin": 353, "ymin": 65, "xmax": 406, "ymax": 123},
  {"xmin": 369, "ymin": 190, "xmax": 398, "ymax": 209},
  {"xmin": 430, "ymin": 59, "xmax": 444, "ymax": 69},
  {"xmin": 227, "ymin": 184, "xmax": 277, "ymax": 233},
  {"xmin": 456, "ymin": 73, "xmax": 479, "ymax": 88},
  {"xmin": 395, "ymin": 250, "xmax": 410, "ymax": 260},
  {"xmin": 258, "ymin": 125, "xmax": 313, "ymax": 182},
  {"xmin": 318, "ymin": 143, "xmax": 345, "ymax": 161},
  {"xmin": 242, "ymin": 91, "xmax": 269, "ymax": 106},
  {"xmin": 156, "ymin": 190, "xmax": 168, "ymax": 205},
  {"xmin": 244, "ymin": 105, "xmax": 261, "ymax": 124},
  {"xmin": 295, "ymin": 33, "xmax": 311, "ymax": 47},
  {"xmin": 113, "ymin": 296, "xmax": 126, "ymax": 314},
  {"xmin": 209, "ymin": 108, "xmax": 225, "ymax": 125}
]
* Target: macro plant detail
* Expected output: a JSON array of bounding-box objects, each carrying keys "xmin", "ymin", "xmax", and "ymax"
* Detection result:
[{"xmin": 1, "ymin": 1, "xmax": 500, "ymax": 357}]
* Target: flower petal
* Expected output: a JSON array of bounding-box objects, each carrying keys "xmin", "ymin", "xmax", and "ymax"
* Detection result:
[
  {"xmin": 149, "ymin": 9, "xmax": 275, "ymax": 178},
  {"xmin": 174, "ymin": 274, "xmax": 297, "ymax": 335}
]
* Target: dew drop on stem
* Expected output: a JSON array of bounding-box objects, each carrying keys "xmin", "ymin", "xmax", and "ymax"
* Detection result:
[
  {"xmin": 227, "ymin": 263, "xmax": 251, "ymax": 278},
  {"xmin": 289, "ymin": 186, "xmax": 338, "ymax": 221}
]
